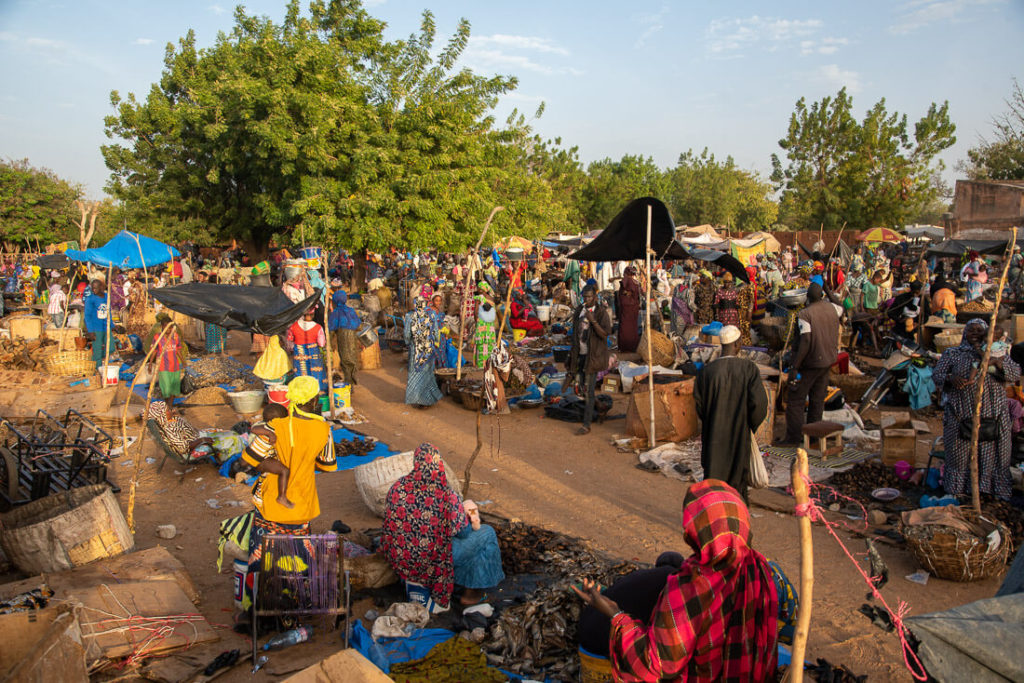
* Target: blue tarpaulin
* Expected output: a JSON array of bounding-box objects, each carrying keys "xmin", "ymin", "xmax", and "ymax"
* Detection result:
[{"xmin": 66, "ymin": 230, "xmax": 180, "ymax": 269}]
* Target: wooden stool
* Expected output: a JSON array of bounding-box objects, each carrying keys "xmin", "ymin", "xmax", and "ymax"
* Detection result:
[{"xmin": 802, "ymin": 421, "xmax": 844, "ymax": 460}]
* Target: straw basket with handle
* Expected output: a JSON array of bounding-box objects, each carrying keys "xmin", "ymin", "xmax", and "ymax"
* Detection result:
[{"xmin": 353, "ymin": 451, "xmax": 463, "ymax": 517}]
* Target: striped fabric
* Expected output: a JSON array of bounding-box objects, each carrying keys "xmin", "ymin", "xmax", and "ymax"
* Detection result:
[{"xmin": 609, "ymin": 480, "xmax": 778, "ymax": 682}]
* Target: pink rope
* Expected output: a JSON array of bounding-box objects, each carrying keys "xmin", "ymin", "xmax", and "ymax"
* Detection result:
[{"xmin": 794, "ymin": 472, "xmax": 928, "ymax": 681}]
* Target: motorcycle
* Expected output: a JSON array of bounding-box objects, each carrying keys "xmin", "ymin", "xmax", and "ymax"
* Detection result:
[{"xmin": 857, "ymin": 335, "xmax": 940, "ymax": 417}]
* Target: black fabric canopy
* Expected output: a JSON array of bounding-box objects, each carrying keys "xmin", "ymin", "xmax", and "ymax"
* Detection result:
[
  {"xmin": 925, "ymin": 238, "xmax": 1015, "ymax": 257},
  {"xmin": 569, "ymin": 197, "xmax": 688, "ymax": 262},
  {"xmin": 686, "ymin": 248, "xmax": 750, "ymax": 283},
  {"xmin": 150, "ymin": 283, "xmax": 319, "ymax": 336},
  {"xmin": 37, "ymin": 253, "xmax": 70, "ymax": 270}
]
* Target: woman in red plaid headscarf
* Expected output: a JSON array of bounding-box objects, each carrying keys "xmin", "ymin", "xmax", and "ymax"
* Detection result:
[{"xmin": 574, "ymin": 479, "xmax": 779, "ymax": 682}]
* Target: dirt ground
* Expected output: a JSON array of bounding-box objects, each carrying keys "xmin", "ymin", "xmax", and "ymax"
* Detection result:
[{"xmin": 22, "ymin": 330, "xmax": 1006, "ymax": 681}]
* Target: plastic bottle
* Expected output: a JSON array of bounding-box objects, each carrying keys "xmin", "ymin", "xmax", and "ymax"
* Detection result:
[{"xmin": 262, "ymin": 626, "xmax": 313, "ymax": 650}]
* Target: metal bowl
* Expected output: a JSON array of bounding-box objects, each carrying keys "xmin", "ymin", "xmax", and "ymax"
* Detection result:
[{"xmin": 779, "ymin": 288, "xmax": 808, "ymax": 308}]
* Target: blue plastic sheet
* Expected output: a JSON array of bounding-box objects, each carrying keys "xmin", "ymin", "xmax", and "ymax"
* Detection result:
[
  {"xmin": 66, "ymin": 230, "xmax": 179, "ymax": 269},
  {"xmin": 330, "ymin": 426, "xmax": 399, "ymax": 471},
  {"xmin": 349, "ymin": 621, "xmax": 454, "ymax": 673}
]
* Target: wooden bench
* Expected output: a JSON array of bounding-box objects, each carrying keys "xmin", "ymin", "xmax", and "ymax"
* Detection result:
[{"xmin": 802, "ymin": 421, "xmax": 844, "ymax": 460}]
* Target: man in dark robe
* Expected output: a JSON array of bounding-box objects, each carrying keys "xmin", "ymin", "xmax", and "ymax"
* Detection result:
[
  {"xmin": 693, "ymin": 325, "xmax": 769, "ymax": 500},
  {"xmin": 616, "ymin": 265, "xmax": 641, "ymax": 352}
]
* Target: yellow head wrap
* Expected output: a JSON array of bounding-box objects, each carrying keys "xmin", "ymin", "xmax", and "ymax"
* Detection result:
[{"xmin": 285, "ymin": 375, "xmax": 324, "ymax": 443}]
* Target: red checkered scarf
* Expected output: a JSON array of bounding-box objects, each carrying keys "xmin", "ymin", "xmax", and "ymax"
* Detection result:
[
  {"xmin": 609, "ymin": 480, "xmax": 778, "ymax": 682},
  {"xmin": 380, "ymin": 443, "xmax": 468, "ymax": 608}
]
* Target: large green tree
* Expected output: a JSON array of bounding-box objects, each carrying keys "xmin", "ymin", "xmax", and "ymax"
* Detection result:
[
  {"xmin": 961, "ymin": 78, "xmax": 1024, "ymax": 180},
  {"xmin": 666, "ymin": 149, "xmax": 777, "ymax": 234},
  {"xmin": 0, "ymin": 159, "xmax": 81, "ymax": 247},
  {"xmin": 103, "ymin": 0, "xmax": 566, "ymax": 257},
  {"xmin": 579, "ymin": 155, "xmax": 668, "ymax": 232},
  {"xmin": 771, "ymin": 88, "xmax": 955, "ymax": 231}
]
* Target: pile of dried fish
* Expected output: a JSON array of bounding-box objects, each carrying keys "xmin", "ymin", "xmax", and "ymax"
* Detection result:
[
  {"xmin": 483, "ymin": 522, "xmax": 641, "ymax": 680},
  {"xmin": 185, "ymin": 356, "xmax": 260, "ymax": 390},
  {"xmin": 0, "ymin": 337, "xmax": 56, "ymax": 370},
  {"xmin": 337, "ymin": 437, "xmax": 376, "ymax": 457}
]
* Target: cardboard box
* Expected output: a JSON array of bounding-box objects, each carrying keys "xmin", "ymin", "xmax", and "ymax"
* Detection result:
[
  {"xmin": 284, "ymin": 649, "xmax": 392, "ymax": 683},
  {"xmin": 0, "ymin": 604, "xmax": 87, "ymax": 683},
  {"xmin": 880, "ymin": 412, "xmax": 927, "ymax": 465}
]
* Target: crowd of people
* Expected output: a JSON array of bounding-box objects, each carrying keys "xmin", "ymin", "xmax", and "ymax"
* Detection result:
[{"xmin": 4, "ymin": 231, "xmax": 1024, "ymax": 680}]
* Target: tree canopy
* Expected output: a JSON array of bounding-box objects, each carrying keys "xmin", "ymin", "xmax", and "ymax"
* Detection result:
[
  {"xmin": 0, "ymin": 159, "xmax": 81, "ymax": 247},
  {"xmin": 666, "ymin": 149, "xmax": 777, "ymax": 234},
  {"xmin": 103, "ymin": 0, "xmax": 571, "ymax": 257},
  {"xmin": 961, "ymin": 78, "xmax": 1024, "ymax": 181},
  {"xmin": 771, "ymin": 88, "xmax": 955, "ymax": 231}
]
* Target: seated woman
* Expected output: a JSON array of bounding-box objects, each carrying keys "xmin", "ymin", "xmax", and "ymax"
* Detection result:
[
  {"xmin": 574, "ymin": 479, "xmax": 779, "ymax": 681},
  {"xmin": 509, "ymin": 289, "xmax": 544, "ymax": 337},
  {"xmin": 149, "ymin": 400, "xmax": 245, "ymax": 465},
  {"xmin": 380, "ymin": 443, "xmax": 504, "ymax": 612}
]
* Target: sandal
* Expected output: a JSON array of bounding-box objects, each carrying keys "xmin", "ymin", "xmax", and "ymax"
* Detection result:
[{"xmin": 576, "ymin": 426, "xmax": 591, "ymax": 435}]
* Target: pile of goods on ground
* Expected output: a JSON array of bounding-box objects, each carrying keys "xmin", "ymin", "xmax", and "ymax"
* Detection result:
[
  {"xmin": 959, "ymin": 299, "xmax": 993, "ymax": 313},
  {"xmin": 483, "ymin": 521, "xmax": 641, "ymax": 680},
  {"xmin": 337, "ymin": 437, "xmax": 376, "ymax": 457},
  {"xmin": 0, "ymin": 337, "xmax": 57, "ymax": 370},
  {"xmin": 185, "ymin": 356, "xmax": 262, "ymax": 391}
]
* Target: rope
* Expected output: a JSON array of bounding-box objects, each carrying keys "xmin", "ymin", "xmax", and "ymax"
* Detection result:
[{"xmin": 793, "ymin": 474, "xmax": 928, "ymax": 681}]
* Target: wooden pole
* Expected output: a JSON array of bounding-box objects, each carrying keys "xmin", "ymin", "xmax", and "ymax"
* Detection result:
[
  {"xmin": 495, "ymin": 265, "xmax": 518, "ymax": 340},
  {"xmin": 323, "ymin": 254, "xmax": 336, "ymax": 418},
  {"xmin": 102, "ymin": 263, "xmax": 113, "ymax": 374},
  {"xmin": 968, "ymin": 226, "xmax": 1017, "ymax": 514},
  {"xmin": 462, "ymin": 410, "xmax": 483, "ymax": 497},
  {"xmin": 124, "ymin": 322, "xmax": 173, "ymax": 532},
  {"xmin": 456, "ymin": 206, "xmax": 503, "ymax": 380},
  {"xmin": 790, "ymin": 447, "xmax": 813, "ymax": 683},
  {"xmin": 646, "ymin": 205, "xmax": 656, "ymax": 448}
]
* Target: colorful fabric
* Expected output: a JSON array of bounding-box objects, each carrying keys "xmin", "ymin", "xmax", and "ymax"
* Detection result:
[
  {"xmin": 932, "ymin": 321, "xmax": 1020, "ymax": 499},
  {"xmin": 149, "ymin": 400, "xmax": 200, "ymax": 458},
  {"xmin": 380, "ymin": 444, "xmax": 469, "ymax": 608},
  {"xmin": 483, "ymin": 342, "xmax": 512, "ymax": 413},
  {"xmin": 713, "ymin": 286, "xmax": 740, "ymax": 327},
  {"xmin": 244, "ymin": 510, "xmax": 312, "ymax": 610},
  {"xmin": 406, "ymin": 298, "xmax": 439, "ymax": 370},
  {"xmin": 158, "ymin": 370, "xmax": 182, "ymax": 398},
  {"xmin": 288, "ymin": 321, "xmax": 327, "ymax": 393},
  {"xmin": 155, "ymin": 324, "xmax": 185, "ymax": 373},
  {"xmin": 255, "ymin": 411, "xmax": 335, "ymax": 524},
  {"xmin": 609, "ymin": 480, "xmax": 778, "ymax": 682},
  {"xmin": 205, "ymin": 322, "xmax": 227, "ymax": 353},
  {"xmin": 389, "ymin": 634, "xmax": 507, "ymax": 683},
  {"xmin": 768, "ymin": 560, "xmax": 799, "ymax": 645},
  {"xmin": 693, "ymin": 280, "xmax": 716, "ymax": 325}
]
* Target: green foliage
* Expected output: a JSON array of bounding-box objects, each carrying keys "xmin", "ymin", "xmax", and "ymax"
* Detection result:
[
  {"xmin": 0, "ymin": 159, "xmax": 81, "ymax": 246},
  {"xmin": 103, "ymin": 0, "xmax": 569, "ymax": 256},
  {"xmin": 666, "ymin": 149, "xmax": 777, "ymax": 233},
  {"xmin": 579, "ymin": 155, "xmax": 668, "ymax": 231},
  {"xmin": 961, "ymin": 78, "xmax": 1024, "ymax": 180},
  {"xmin": 771, "ymin": 88, "xmax": 955, "ymax": 231}
]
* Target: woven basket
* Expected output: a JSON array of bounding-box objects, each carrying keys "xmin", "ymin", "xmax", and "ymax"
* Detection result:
[
  {"xmin": 639, "ymin": 329, "xmax": 676, "ymax": 367},
  {"xmin": 353, "ymin": 451, "xmax": 463, "ymax": 517},
  {"xmin": 42, "ymin": 349, "xmax": 95, "ymax": 377},
  {"xmin": 900, "ymin": 507, "xmax": 1010, "ymax": 582},
  {"xmin": 828, "ymin": 371, "xmax": 875, "ymax": 402}
]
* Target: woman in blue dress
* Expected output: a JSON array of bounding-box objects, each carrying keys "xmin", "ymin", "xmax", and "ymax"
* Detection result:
[{"xmin": 403, "ymin": 298, "xmax": 443, "ymax": 407}]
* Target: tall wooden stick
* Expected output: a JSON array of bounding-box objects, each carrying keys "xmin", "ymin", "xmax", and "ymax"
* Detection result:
[
  {"xmin": 645, "ymin": 204, "xmax": 656, "ymax": 448},
  {"xmin": 495, "ymin": 266, "xmax": 518, "ymax": 340},
  {"xmin": 124, "ymin": 322, "xmax": 173, "ymax": 532},
  {"xmin": 456, "ymin": 206, "xmax": 503, "ymax": 380},
  {"xmin": 323, "ymin": 254, "xmax": 336, "ymax": 418},
  {"xmin": 968, "ymin": 227, "xmax": 1017, "ymax": 514},
  {"xmin": 462, "ymin": 410, "xmax": 483, "ymax": 497},
  {"xmin": 790, "ymin": 447, "xmax": 813, "ymax": 683},
  {"xmin": 102, "ymin": 263, "xmax": 113, "ymax": 374}
]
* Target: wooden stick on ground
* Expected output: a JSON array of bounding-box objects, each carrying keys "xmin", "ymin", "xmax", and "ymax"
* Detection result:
[
  {"xmin": 790, "ymin": 447, "xmax": 813, "ymax": 683},
  {"xmin": 124, "ymin": 322, "xmax": 173, "ymax": 533},
  {"xmin": 968, "ymin": 226, "xmax": 1017, "ymax": 514},
  {"xmin": 462, "ymin": 410, "xmax": 483, "ymax": 497},
  {"xmin": 456, "ymin": 206, "xmax": 503, "ymax": 380}
]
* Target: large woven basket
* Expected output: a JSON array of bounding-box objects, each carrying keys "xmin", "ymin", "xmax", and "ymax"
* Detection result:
[
  {"xmin": 353, "ymin": 451, "xmax": 463, "ymax": 517},
  {"xmin": 828, "ymin": 371, "xmax": 875, "ymax": 402},
  {"xmin": 42, "ymin": 349, "xmax": 95, "ymax": 377},
  {"xmin": 639, "ymin": 329, "xmax": 676, "ymax": 367},
  {"xmin": 900, "ymin": 507, "xmax": 1010, "ymax": 582}
]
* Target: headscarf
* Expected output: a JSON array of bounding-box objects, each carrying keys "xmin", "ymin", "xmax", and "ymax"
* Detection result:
[
  {"xmin": 420, "ymin": 283, "xmax": 434, "ymax": 300},
  {"xmin": 328, "ymin": 290, "xmax": 360, "ymax": 331},
  {"xmin": 407, "ymin": 298, "xmax": 438, "ymax": 369},
  {"xmin": 379, "ymin": 444, "xmax": 467, "ymax": 607},
  {"xmin": 284, "ymin": 374, "xmax": 325, "ymax": 445},
  {"xmin": 609, "ymin": 480, "xmax": 778, "ymax": 681}
]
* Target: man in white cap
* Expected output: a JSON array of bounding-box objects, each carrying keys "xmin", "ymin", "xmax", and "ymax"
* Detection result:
[{"xmin": 693, "ymin": 324, "xmax": 769, "ymax": 501}]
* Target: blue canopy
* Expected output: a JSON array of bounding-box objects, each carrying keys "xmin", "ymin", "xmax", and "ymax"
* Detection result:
[{"xmin": 66, "ymin": 230, "xmax": 180, "ymax": 270}]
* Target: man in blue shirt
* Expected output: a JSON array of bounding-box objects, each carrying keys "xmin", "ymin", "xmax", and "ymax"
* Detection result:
[{"xmin": 83, "ymin": 279, "xmax": 109, "ymax": 371}]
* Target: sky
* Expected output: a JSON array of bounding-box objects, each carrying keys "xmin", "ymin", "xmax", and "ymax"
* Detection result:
[{"xmin": 1, "ymin": 0, "xmax": 1022, "ymax": 198}]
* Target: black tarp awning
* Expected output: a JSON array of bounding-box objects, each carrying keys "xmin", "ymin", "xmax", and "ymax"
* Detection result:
[
  {"xmin": 926, "ymin": 239, "xmax": 1016, "ymax": 257},
  {"xmin": 569, "ymin": 198, "xmax": 689, "ymax": 262},
  {"xmin": 37, "ymin": 253, "xmax": 70, "ymax": 270},
  {"xmin": 568, "ymin": 198, "xmax": 749, "ymax": 283},
  {"xmin": 150, "ymin": 283, "xmax": 319, "ymax": 335}
]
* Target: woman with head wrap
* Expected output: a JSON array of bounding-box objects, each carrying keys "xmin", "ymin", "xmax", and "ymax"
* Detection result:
[
  {"xmin": 574, "ymin": 480, "xmax": 778, "ymax": 681},
  {"xmin": 692, "ymin": 270, "xmax": 716, "ymax": 326},
  {"xmin": 930, "ymin": 272, "xmax": 958, "ymax": 322},
  {"xmin": 474, "ymin": 296, "xmax": 498, "ymax": 368},
  {"xmin": 328, "ymin": 289, "xmax": 360, "ymax": 386},
  {"xmin": 509, "ymin": 288, "xmax": 544, "ymax": 338},
  {"xmin": 403, "ymin": 298, "xmax": 443, "ymax": 407},
  {"xmin": 713, "ymin": 271, "xmax": 740, "ymax": 328},
  {"xmin": 238, "ymin": 375, "xmax": 336, "ymax": 614},
  {"xmin": 616, "ymin": 266, "xmax": 641, "ymax": 353},
  {"xmin": 380, "ymin": 443, "xmax": 504, "ymax": 612},
  {"xmin": 932, "ymin": 319, "xmax": 1019, "ymax": 499}
]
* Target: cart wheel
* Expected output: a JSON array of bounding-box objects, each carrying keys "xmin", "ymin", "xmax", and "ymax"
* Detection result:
[{"xmin": 0, "ymin": 447, "xmax": 18, "ymax": 503}]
